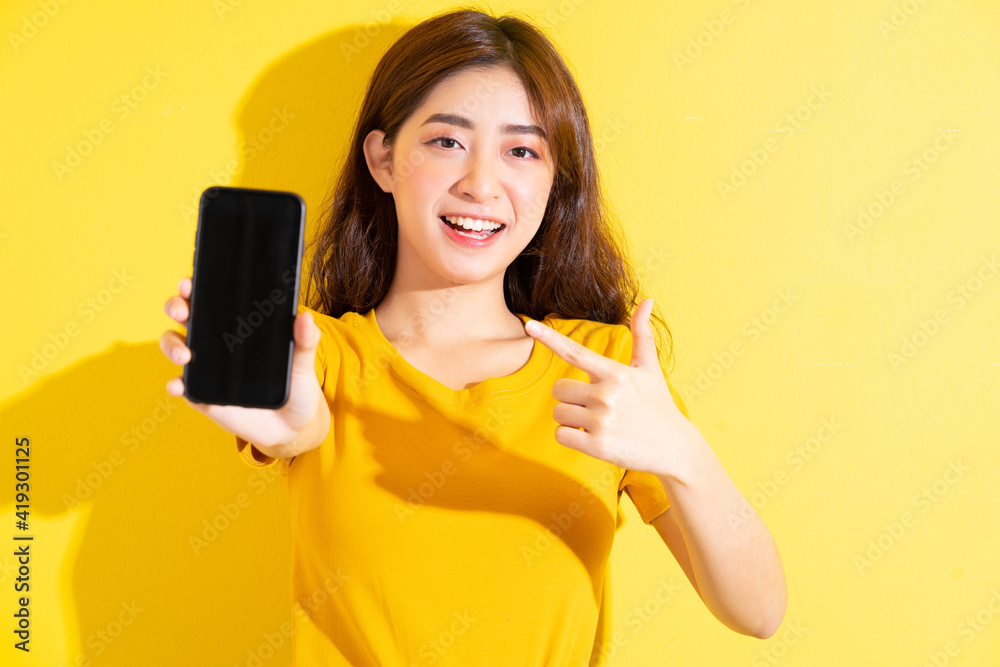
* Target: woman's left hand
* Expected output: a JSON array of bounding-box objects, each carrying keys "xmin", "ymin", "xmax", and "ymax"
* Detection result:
[{"xmin": 524, "ymin": 298, "xmax": 707, "ymax": 478}]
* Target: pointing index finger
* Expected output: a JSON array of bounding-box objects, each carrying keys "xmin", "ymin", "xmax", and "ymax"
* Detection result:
[{"xmin": 525, "ymin": 319, "xmax": 615, "ymax": 381}]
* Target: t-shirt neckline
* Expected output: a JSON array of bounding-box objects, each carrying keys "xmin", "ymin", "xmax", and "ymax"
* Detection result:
[{"xmin": 359, "ymin": 307, "xmax": 554, "ymax": 403}]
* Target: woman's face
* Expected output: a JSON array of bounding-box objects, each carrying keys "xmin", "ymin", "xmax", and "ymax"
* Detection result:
[{"xmin": 364, "ymin": 66, "xmax": 556, "ymax": 289}]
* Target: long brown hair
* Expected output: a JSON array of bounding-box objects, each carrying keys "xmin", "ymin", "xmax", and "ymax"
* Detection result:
[{"xmin": 305, "ymin": 8, "xmax": 674, "ymax": 371}]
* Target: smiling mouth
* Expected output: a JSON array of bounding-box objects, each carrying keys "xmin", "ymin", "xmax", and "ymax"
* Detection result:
[{"xmin": 440, "ymin": 216, "xmax": 505, "ymax": 239}]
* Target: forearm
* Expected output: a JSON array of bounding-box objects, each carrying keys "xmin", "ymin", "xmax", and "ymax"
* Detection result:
[{"xmin": 657, "ymin": 435, "xmax": 787, "ymax": 638}]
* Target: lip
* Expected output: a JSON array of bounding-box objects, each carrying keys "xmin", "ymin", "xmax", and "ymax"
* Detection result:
[{"xmin": 439, "ymin": 216, "xmax": 505, "ymax": 248}]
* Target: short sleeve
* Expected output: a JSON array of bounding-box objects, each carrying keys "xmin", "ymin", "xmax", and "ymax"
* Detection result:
[
  {"xmin": 236, "ymin": 436, "xmax": 279, "ymax": 467},
  {"xmin": 620, "ymin": 468, "xmax": 671, "ymax": 524},
  {"xmin": 234, "ymin": 304, "xmax": 330, "ymax": 468},
  {"xmin": 613, "ymin": 323, "xmax": 693, "ymax": 524}
]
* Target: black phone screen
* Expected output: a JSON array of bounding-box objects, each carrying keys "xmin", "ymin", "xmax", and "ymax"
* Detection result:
[{"xmin": 183, "ymin": 186, "xmax": 305, "ymax": 408}]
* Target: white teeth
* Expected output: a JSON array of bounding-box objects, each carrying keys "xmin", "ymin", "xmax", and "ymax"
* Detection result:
[{"xmin": 445, "ymin": 216, "xmax": 501, "ymax": 231}]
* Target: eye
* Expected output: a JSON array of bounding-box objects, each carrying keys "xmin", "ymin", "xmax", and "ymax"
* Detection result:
[
  {"xmin": 429, "ymin": 136, "xmax": 462, "ymax": 149},
  {"xmin": 509, "ymin": 146, "xmax": 540, "ymax": 160}
]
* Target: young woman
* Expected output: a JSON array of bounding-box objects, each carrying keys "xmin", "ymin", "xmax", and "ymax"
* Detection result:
[{"xmin": 160, "ymin": 9, "xmax": 786, "ymax": 665}]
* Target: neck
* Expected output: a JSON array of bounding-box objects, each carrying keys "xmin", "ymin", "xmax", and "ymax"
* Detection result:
[{"xmin": 374, "ymin": 273, "xmax": 524, "ymax": 348}]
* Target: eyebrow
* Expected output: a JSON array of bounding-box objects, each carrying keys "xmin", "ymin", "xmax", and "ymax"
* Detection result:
[{"xmin": 420, "ymin": 112, "xmax": 547, "ymax": 139}]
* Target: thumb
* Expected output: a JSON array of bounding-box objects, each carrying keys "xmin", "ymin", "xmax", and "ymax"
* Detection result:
[
  {"xmin": 291, "ymin": 310, "xmax": 321, "ymax": 376},
  {"xmin": 629, "ymin": 297, "xmax": 658, "ymax": 370}
]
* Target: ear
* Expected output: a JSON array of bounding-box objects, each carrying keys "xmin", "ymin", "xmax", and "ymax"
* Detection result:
[{"xmin": 362, "ymin": 129, "xmax": 394, "ymax": 194}]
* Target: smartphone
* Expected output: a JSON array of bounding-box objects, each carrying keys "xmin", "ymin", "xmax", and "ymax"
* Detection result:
[{"xmin": 183, "ymin": 186, "xmax": 306, "ymax": 408}]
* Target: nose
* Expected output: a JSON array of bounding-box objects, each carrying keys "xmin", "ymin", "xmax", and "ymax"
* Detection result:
[{"xmin": 457, "ymin": 148, "xmax": 501, "ymax": 202}]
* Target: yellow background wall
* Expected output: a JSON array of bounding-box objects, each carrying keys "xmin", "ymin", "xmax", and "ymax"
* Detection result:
[{"xmin": 2, "ymin": 0, "xmax": 998, "ymax": 664}]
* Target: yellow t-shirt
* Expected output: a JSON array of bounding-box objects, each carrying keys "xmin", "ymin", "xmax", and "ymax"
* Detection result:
[{"xmin": 237, "ymin": 303, "xmax": 691, "ymax": 666}]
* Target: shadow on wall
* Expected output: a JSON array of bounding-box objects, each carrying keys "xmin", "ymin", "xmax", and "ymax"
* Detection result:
[{"xmin": 0, "ymin": 23, "xmax": 411, "ymax": 665}]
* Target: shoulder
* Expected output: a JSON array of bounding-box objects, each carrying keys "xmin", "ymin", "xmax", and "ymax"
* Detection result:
[
  {"xmin": 296, "ymin": 304, "xmax": 371, "ymax": 342},
  {"xmin": 294, "ymin": 304, "xmax": 375, "ymax": 379},
  {"xmin": 298, "ymin": 303, "xmax": 351, "ymax": 331}
]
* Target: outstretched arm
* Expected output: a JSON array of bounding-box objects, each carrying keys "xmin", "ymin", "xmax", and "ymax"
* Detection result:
[{"xmin": 523, "ymin": 297, "xmax": 786, "ymax": 638}]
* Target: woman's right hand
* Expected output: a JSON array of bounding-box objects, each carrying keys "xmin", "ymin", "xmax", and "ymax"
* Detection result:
[{"xmin": 159, "ymin": 276, "xmax": 330, "ymax": 459}]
